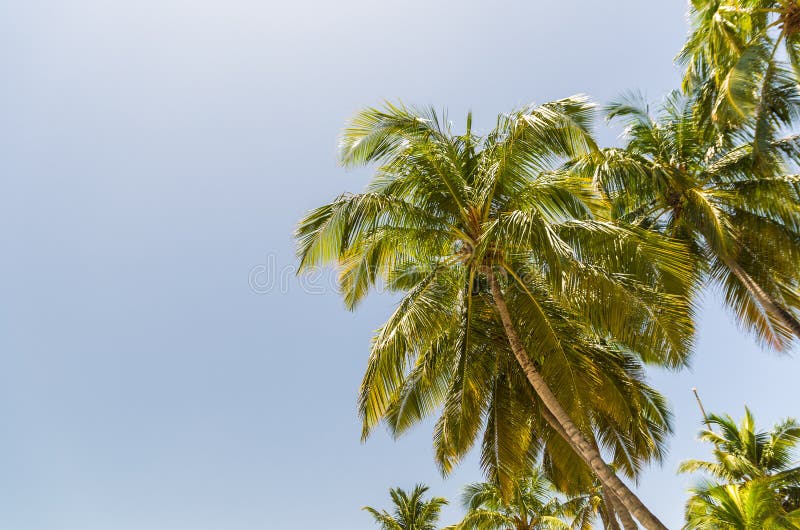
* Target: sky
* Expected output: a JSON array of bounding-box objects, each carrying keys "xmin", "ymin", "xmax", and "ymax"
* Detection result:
[{"xmin": 0, "ymin": 2, "xmax": 797, "ymax": 529}]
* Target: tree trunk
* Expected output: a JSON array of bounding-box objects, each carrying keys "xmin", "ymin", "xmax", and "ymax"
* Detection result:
[
  {"xmin": 722, "ymin": 255, "xmax": 800, "ymax": 339},
  {"xmin": 604, "ymin": 503, "xmax": 623, "ymax": 530},
  {"xmin": 541, "ymin": 407, "xmax": 639, "ymax": 530},
  {"xmin": 596, "ymin": 484, "xmax": 622, "ymax": 530},
  {"xmin": 605, "ymin": 487, "xmax": 639, "ymax": 530},
  {"xmin": 487, "ymin": 271, "xmax": 668, "ymax": 530},
  {"xmin": 591, "ymin": 438, "xmax": 639, "ymax": 530}
]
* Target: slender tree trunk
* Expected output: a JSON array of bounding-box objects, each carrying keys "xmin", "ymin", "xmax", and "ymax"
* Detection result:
[
  {"xmin": 590, "ymin": 439, "xmax": 639, "ymax": 530},
  {"xmin": 487, "ymin": 271, "xmax": 668, "ymax": 530},
  {"xmin": 597, "ymin": 485, "xmax": 622, "ymax": 530},
  {"xmin": 604, "ymin": 505, "xmax": 623, "ymax": 530},
  {"xmin": 722, "ymin": 255, "xmax": 800, "ymax": 339},
  {"xmin": 606, "ymin": 488, "xmax": 639, "ymax": 530},
  {"xmin": 541, "ymin": 407, "xmax": 639, "ymax": 530}
]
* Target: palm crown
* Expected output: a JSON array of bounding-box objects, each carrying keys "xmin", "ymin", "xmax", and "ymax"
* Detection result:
[
  {"xmin": 681, "ymin": 407, "xmax": 800, "ymax": 515},
  {"xmin": 580, "ymin": 91, "xmax": 800, "ymax": 348},
  {"xmin": 681, "ymin": 408, "xmax": 800, "ymax": 481},
  {"xmin": 449, "ymin": 467, "xmax": 642, "ymax": 530},
  {"xmin": 364, "ymin": 484, "xmax": 448, "ymax": 530}
]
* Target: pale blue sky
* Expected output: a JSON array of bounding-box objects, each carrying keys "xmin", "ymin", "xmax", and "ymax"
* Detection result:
[{"xmin": 0, "ymin": 2, "xmax": 797, "ymax": 529}]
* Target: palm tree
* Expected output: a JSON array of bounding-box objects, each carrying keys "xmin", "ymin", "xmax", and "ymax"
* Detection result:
[
  {"xmin": 680, "ymin": 408, "xmax": 800, "ymax": 512},
  {"xmin": 296, "ymin": 98, "xmax": 695, "ymax": 530},
  {"xmin": 678, "ymin": 0, "xmax": 800, "ymax": 142},
  {"xmin": 579, "ymin": 91, "xmax": 800, "ymax": 349},
  {"xmin": 447, "ymin": 469, "xmax": 579, "ymax": 530},
  {"xmin": 684, "ymin": 479, "xmax": 800, "ymax": 529},
  {"xmin": 364, "ymin": 484, "xmax": 448, "ymax": 530}
]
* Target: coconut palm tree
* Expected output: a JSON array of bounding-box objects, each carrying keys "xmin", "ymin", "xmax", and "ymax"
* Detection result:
[
  {"xmin": 296, "ymin": 97, "xmax": 695, "ymax": 530},
  {"xmin": 680, "ymin": 408, "xmax": 800, "ymax": 512},
  {"xmin": 684, "ymin": 479, "xmax": 800, "ymax": 529},
  {"xmin": 447, "ymin": 469, "xmax": 579, "ymax": 530},
  {"xmin": 364, "ymin": 484, "xmax": 448, "ymax": 530},
  {"xmin": 579, "ymin": 91, "xmax": 800, "ymax": 349}
]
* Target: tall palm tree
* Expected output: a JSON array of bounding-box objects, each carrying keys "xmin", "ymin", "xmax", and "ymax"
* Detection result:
[
  {"xmin": 579, "ymin": 91, "xmax": 800, "ymax": 348},
  {"xmin": 684, "ymin": 479, "xmax": 800, "ymax": 529},
  {"xmin": 297, "ymin": 98, "xmax": 695, "ymax": 530},
  {"xmin": 680, "ymin": 408, "xmax": 800, "ymax": 512},
  {"xmin": 364, "ymin": 484, "xmax": 448, "ymax": 530},
  {"xmin": 447, "ymin": 469, "xmax": 579, "ymax": 530}
]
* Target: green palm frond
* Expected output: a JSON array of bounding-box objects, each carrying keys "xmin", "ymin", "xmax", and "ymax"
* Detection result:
[
  {"xmin": 678, "ymin": 0, "xmax": 800, "ymax": 150},
  {"xmin": 685, "ymin": 479, "xmax": 800, "ymax": 529},
  {"xmin": 454, "ymin": 471, "xmax": 586, "ymax": 530}
]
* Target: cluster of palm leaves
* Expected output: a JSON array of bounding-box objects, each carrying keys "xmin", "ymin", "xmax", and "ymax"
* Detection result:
[
  {"xmin": 669, "ymin": 0, "xmax": 800, "ymax": 345},
  {"xmin": 682, "ymin": 409, "xmax": 800, "ymax": 529},
  {"xmin": 295, "ymin": 2, "xmax": 800, "ymax": 530},
  {"xmin": 446, "ymin": 469, "xmax": 623, "ymax": 530},
  {"xmin": 680, "ymin": 0, "xmax": 800, "ymax": 142}
]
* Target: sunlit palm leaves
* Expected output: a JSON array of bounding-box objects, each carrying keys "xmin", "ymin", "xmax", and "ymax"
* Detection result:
[
  {"xmin": 680, "ymin": 408, "xmax": 800, "ymax": 513},
  {"xmin": 685, "ymin": 479, "xmax": 800, "ymax": 529},
  {"xmin": 679, "ymin": 0, "xmax": 800, "ymax": 140},
  {"xmin": 448, "ymin": 470, "xmax": 585, "ymax": 530}
]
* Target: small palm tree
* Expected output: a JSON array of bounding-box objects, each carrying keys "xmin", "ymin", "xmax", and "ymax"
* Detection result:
[
  {"xmin": 364, "ymin": 484, "xmax": 448, "ymax": 530},
  {"xmin": 448, "ymin": 470, "xmax": 577, "ymax": 530},
  {"xmin": 680, "ymin": 408, "xmax": 800, "ymax": 512},
  {"xmin": 684, "ymin": 479, "xmax": 800, "ymax": 529},
  {"xmin": 297, "ymin": 99, "xmax": 693, "ymax": 530},
  {"xmin": 581, "ymin": 91, "xmax": 800, "ymax": 348}
]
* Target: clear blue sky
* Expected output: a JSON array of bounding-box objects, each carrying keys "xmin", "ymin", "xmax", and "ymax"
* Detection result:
[{"xmin": 1, "ymin": 2, "xmax": 797, "ymax": 529}]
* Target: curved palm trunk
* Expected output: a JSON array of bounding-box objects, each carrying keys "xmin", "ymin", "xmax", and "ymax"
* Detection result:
[
  {"xmin": 602, "ymin": 502, "xmax": 623, "ymax": 530},
  {"xmin": 605, "ymin": 488, "xmax": 639, "ymax": 530},
  {"xmin": 539, "ymin": 407, "xmax": 637, "ymax": 530},
  {"xmin": 487, "ymin": 271, "xmax": 668, "ymax": 530},
  {"xmin": 591, "ymin": 440, "xmax": 639, "ymax": 530},
  {"xmin": 722, "ymin": 256, "xmax": 800, "ymax": 339}
]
